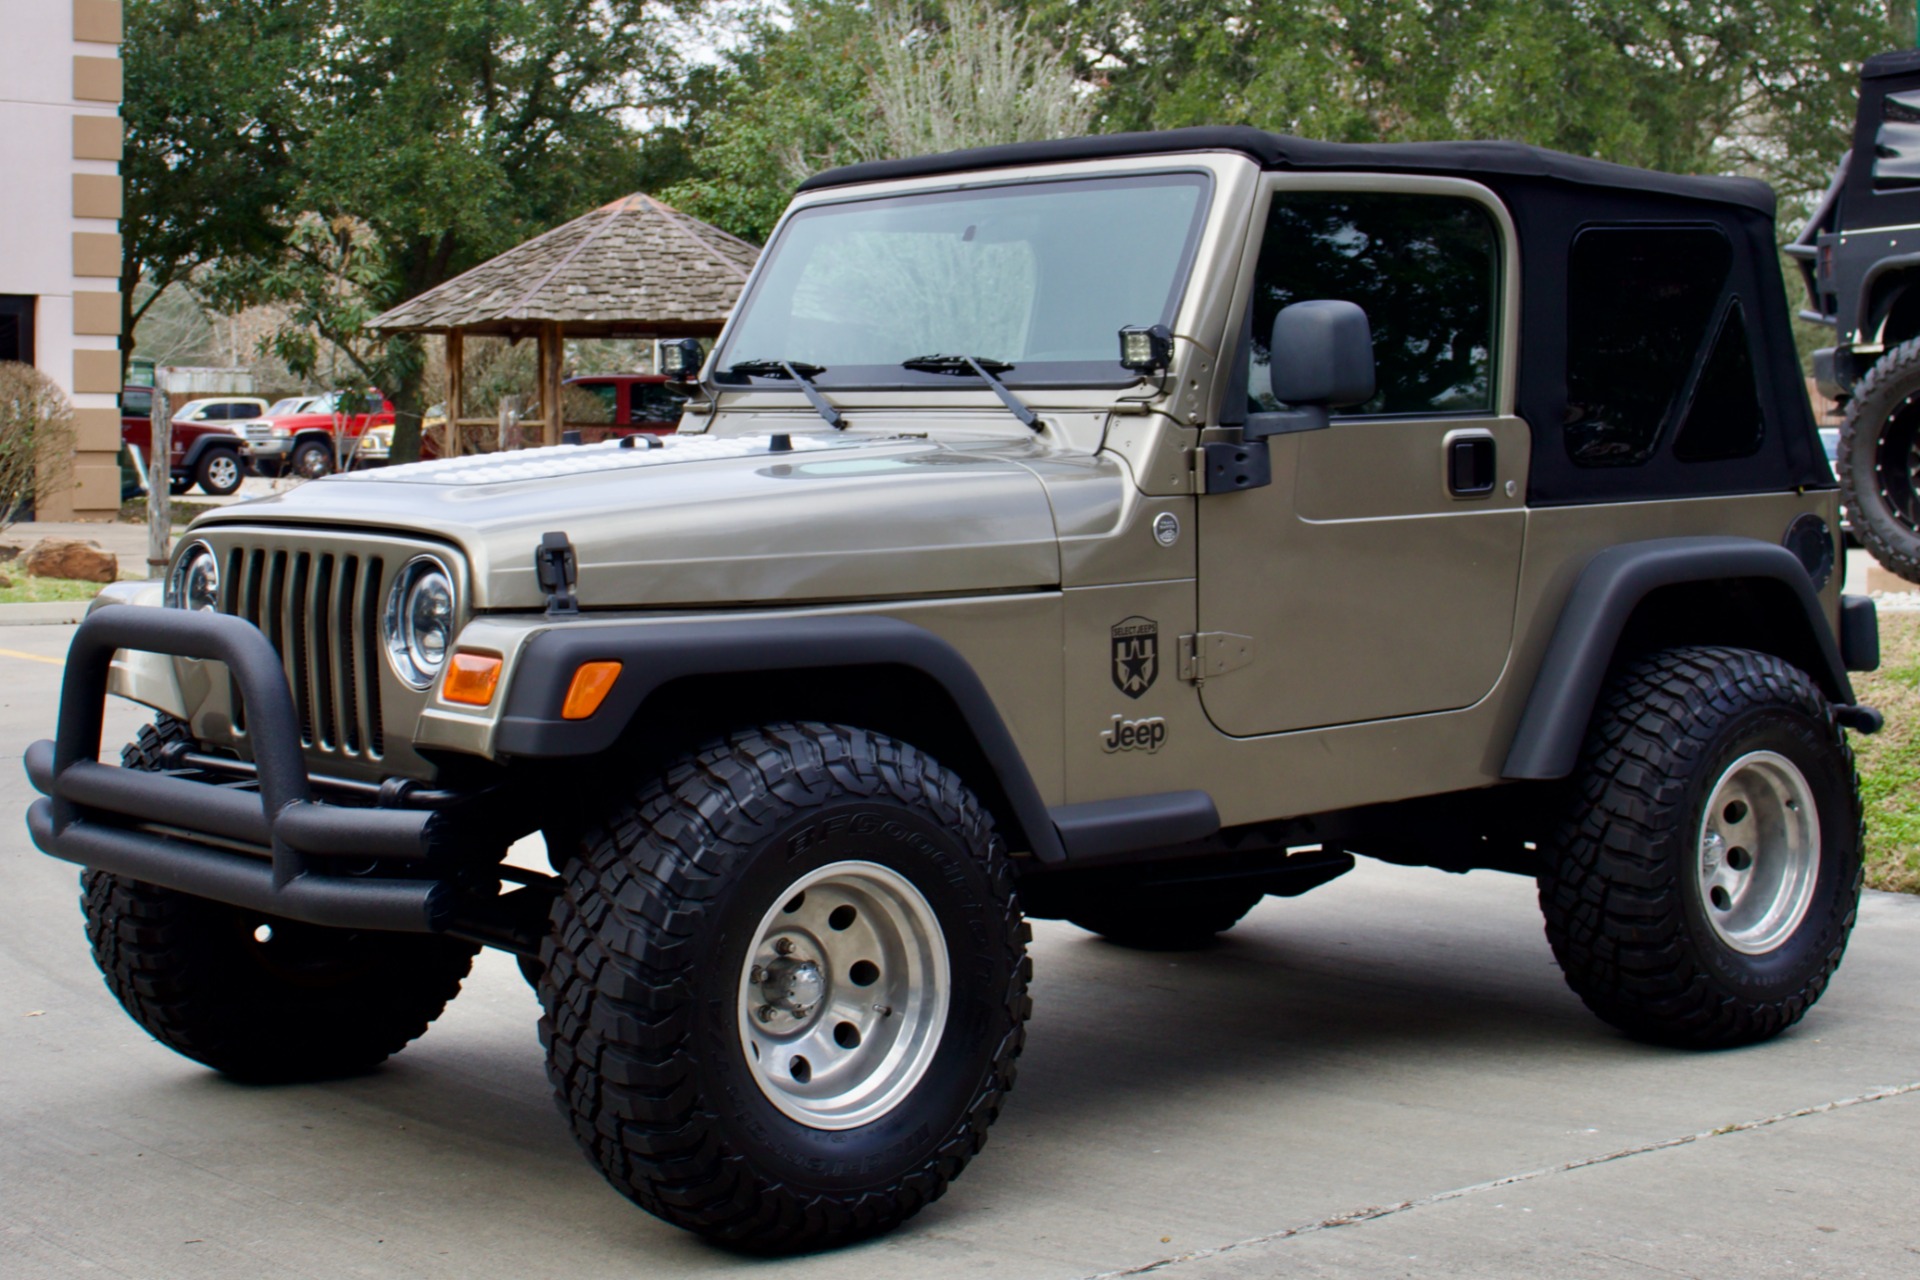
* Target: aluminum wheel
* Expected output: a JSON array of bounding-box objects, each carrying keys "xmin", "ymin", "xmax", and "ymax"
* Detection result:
[
  {"xmin": 203, "ymin": 452, "xmax": 241, "ymax": 493},
  {"xmin": 1696, "ymin": 750, "xmax": 1821, "ymax": 955},
  {"xmin": 737, "ymin": 860, "xmax": 949, "ymax": 1130}
]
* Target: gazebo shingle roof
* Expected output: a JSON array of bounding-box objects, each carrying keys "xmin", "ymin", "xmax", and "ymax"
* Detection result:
[{"xmin": 370, "ymin": 194, "xmax": 760, "ymax": 338}]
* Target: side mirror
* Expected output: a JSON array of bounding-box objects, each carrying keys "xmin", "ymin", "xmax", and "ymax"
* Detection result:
[{"xmin": 1249, "ymin": 300, "xmax": 1374, "ymax": 439}]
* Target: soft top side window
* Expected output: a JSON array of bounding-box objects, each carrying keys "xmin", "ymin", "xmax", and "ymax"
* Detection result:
[
  {"xmin": 1248, "ymin": 191, "xmax": 1498, "ymax": 417},
  {"xmin": 1564, "ymin": 226, "xmax": 1739, "ymax": 468},
  {"xmin": 1875, "ymin": 89, "xmax": 1920, "ymax": 191}
]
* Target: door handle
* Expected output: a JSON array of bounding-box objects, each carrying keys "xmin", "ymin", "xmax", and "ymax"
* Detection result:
[{"xmin": 1446, "ymin": 432, "xmax": 1496, "ymax": 497}]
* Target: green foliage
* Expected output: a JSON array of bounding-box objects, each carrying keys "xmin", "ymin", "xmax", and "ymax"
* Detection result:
[
  {"xmin": 1848, "ymin": 611, "xmax": 1920, "ymax": 893},
  {"xmin": 660, "ymin": 1, "xmax": 880, "ymax": 243},
  {"xmin": 122, "ymin": 0, "xmax": 320, "ymax": 375},
  {"xmin": 1034, "ymin": 0, "xmax": 1894, "ymax": 209}
]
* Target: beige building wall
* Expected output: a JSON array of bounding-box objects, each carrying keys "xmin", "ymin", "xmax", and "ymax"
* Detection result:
[{"xmin": 0, "ymin": 0, "xmax": 124, "ymax": 520}]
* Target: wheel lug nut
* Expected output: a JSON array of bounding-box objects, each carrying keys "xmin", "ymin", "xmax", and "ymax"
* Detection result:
[
  {"xmin": 774, "ymin": 938, "xmax": 794, "ymax": 956},
  {"xmin": 756, "ymin": 1004, "xmax": 777, "ymax": 1023},
  {"xmin": 750, "ymin": 965, "xmax": 768, "ymax": 984}
]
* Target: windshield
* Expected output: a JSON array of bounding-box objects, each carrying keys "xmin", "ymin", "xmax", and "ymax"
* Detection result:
[{"xmin": 718, "ymin": 172, "xmax": 1212, "ymax": 388}]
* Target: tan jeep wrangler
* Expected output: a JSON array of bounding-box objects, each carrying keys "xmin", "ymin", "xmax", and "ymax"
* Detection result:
[{"xmin": 26, "ymin": 127, "xmax": 1882, "ymax": 1252}]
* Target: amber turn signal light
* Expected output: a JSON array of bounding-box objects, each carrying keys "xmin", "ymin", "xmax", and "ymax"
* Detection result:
[
  {"xmin": 441, "ymin": 652, "xmax": 502, "ymax": 706},
  {"xmin": 562, "ymin": 660, "xmax": 622, "ymax": 720}
]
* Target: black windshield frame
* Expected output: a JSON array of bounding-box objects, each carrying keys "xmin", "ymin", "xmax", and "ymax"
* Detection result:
[{"xmin": 714, "ymin": 170, "xmax": 1215, "ymax": 390}]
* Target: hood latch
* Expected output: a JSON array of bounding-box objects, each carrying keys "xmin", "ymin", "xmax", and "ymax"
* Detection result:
[{"xmin": 535, "ymin": 531, "xmax": 579, "ymax": 616}]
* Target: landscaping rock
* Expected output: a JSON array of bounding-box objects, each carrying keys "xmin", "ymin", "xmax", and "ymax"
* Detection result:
[
  {"xmin": 0, "ymin": 543, "xmax": 21, "ymax": 562},
  {"xmin": 23, "ymin": 538, "xmax": 117, "ymax": 584},
  {"xmin": 0, "ymin": 575, "xmax": 11, "ymax": 588}
]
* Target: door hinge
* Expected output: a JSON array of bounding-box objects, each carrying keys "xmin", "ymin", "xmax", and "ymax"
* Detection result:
[{"xmin": 1179, "ymin": 632, "xmax": 1254, "ymax": 684}]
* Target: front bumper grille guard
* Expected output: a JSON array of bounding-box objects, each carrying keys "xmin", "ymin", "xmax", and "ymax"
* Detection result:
[{"xmin": 24, "ymin": 606, "xmax": 453, "ymax": 932}]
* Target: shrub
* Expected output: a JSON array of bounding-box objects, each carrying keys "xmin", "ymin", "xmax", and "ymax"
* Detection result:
[{"xmin": 0, "ymin": 362, "xmax": 75, "ymax": 533}]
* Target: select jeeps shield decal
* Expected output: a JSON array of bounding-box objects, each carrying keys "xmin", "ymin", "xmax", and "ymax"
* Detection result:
[{"xmin": 1111, "ymin": 616, "xmax": 1159, "ymax": 699}]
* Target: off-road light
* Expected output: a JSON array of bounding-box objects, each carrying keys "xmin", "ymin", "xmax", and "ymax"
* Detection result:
[
  {"xmin": 661, "ymin": 337, "xmax": 705, "ymax": 382},
  {"xmin": 165, "ymin": 540, "xmax": 219, "ymax": 612},
  {"xmin": 384, "ymin": 556, "xmax": 456, "ymax": 690},
  {"xmin": 441, "ymin": 651, "xmax": 502, "ymax": 706},
  {"xmin": 1118, "ymin": 324, "xmax": 1173, "ymax": 374}
]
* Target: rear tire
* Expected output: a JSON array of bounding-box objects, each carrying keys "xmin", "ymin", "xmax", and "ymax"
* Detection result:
[
  {"xmin": 194, "ymin": 447, "xmax": 243, "ymax": 496},
  {"xmin": 1065, "ymin": 882, "xmax": 1264, "ymax": 950},
  {"xmin": 80, "ymin": 716, "xmax": 478, "ymax": 1081},
  {"xmin": 539, "ymin": 722, "xmax": 1030, "ymax": 1252},
  {"xmin": 1539, "ymin": 648, "xmax": 1862, "ymax": 1048},
  {"xmin": 291, "ymin": 438, "xmax": 334, "ymax": 479},
  {"xmin": 1838, "ymin": 338, "xmax": 1920, "ymax": 583}
]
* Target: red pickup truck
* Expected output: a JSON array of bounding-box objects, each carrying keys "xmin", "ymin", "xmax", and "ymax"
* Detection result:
[
  {"xmin": 120, "ymin": 390, "xmax": 268, "ymax": 496},
  {"xmin": 238, "ymin": 391, "xmax": 395, "ymax": 478}
]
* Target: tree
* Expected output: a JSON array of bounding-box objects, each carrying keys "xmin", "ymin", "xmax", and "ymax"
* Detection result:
[
  {"xmin": 222, "ymin": 0, "xmax": 684, "ymax": 463},
  {"xmin": 661, "ymin": 0, "xmax": 1092, "ymax": 243},
  {"xmin": 1034, "ymin": 0, "xmax": 1896, "ymax": 211},
  {"xmin": 121, "ymin": 0, "xmax": 319, "ymax": 379}
]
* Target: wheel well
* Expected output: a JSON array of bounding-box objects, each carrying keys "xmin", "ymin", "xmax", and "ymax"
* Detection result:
[
  {"xmin": 601, "ymin": 664, "xmax": 1033, "ymax": 853},
  {"xmin": 1615, "ymin": 578, "xmax": 1841, "ymax": 700},
  {"xmin": 1870, "ymin": 272, "xmax": 1920, "ymax": 348}
]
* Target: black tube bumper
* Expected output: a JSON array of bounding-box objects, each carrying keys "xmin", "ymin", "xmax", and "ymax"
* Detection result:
[{"xmin": 24, "ymin": 606, "xmax": 456, "ymax": 932}]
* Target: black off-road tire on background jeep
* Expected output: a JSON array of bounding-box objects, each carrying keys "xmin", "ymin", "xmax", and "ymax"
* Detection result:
[
  {"xmin": 193, "ymin": 446, "xmax": 244, "ymax": 497},
  {"xmin": 538, "ymin": 722, "xmax": 1031, "ymax": 1252},
  {"xmin": 1539, "ymin": 647, "xmax": 1862, "ymax": 1049},
  {"xmin": 1064, "ymin": 882, "xmax": 1265, "ymax": 950},
  {"xmin": 1838, "ymin": 336, "xmax": 1920, "ymax": 584},
  {"xmin": 80, "ymin": 715, "xmax": 479, "ymax": 1082}
]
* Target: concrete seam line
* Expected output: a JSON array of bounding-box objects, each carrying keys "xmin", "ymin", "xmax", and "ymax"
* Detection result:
[{"xmin": 1082, "ymin": 1081, "xmax": 1920, "ymax": 1279}]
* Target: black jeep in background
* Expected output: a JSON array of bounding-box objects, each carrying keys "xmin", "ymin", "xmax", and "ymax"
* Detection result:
[{"xmin": 1798, "ymin": 48, "xmax": 1920, "ymax": 581}]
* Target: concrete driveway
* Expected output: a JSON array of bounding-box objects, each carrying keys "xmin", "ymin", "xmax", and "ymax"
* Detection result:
[{"xmin": 2, "ymin": 621, "xmax": 1918, "ymax": 1279}]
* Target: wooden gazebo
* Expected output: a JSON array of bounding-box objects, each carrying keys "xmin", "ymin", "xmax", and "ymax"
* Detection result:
[{"xmin": 370, "ymin": 194, "xmax": 759, "ymax": 447}]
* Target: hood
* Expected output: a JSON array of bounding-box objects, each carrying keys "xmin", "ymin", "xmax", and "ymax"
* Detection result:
[{"xmin": 194, "ymin": 430, "xmax": 1063, "ymax": 610}]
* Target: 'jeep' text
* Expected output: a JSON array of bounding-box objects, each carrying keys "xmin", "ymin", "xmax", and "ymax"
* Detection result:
[{"xmin": 1101, "ymin": 714, "xmax": 1167, "ymax": 754}]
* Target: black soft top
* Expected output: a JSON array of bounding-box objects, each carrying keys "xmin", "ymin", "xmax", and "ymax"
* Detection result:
[
  {"xmin": 1863, "ymin": 49, "xmax": 1920, "ymax": 81},
  {"xmin": 798, "ymin": 126, "xmax": 1774, "ymax": 216}
]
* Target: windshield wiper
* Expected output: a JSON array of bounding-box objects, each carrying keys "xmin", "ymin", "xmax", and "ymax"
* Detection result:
[
  {"xmin": 900, "ymin": 354, "xmax": 1040, "ymax": 430},
  {"xmin": 726, "ymin": 359, "xmax": 845, "ymax": 429}
]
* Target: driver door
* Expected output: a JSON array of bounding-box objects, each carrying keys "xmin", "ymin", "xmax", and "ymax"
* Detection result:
[{"xmin": 1196, "ymin": 177, "xmax": 1529, "ymax": 737}]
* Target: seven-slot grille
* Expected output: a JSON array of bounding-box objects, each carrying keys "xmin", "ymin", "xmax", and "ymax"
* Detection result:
[{"xmin": 223, "ymin": 546, "xmax": 385, "ymax": 760}]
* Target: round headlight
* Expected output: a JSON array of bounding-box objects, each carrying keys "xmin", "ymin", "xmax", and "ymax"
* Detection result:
[
  {"xmin": 384, "ymin": 556, "xmax": 456, "ymax": 689},
  {"xmin": 165, "ymin": 541, "xmax": 219, "ymax": 612}
]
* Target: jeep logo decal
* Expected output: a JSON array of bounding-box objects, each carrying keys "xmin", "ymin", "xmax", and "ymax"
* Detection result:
[
  {"xmin": 1111, "ymin": 616, "xmax": 1159, "ymax": 699},
  {"xmin": 1101, "ymin": 714, "xmax": 1167, "ymax": 754}
]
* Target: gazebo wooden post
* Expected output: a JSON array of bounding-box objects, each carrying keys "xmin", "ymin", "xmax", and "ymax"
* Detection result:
[
  {"xmin": 540, "ymin": 322, "xmax": 564, "ymax": 447},
  {"xmin": 444, "ymin": 328, "xmax": 464, "ymax": 457}
]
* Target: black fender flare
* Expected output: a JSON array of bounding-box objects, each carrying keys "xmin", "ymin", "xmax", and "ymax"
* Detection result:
[
  {"xmin": 178, "ymin": 433, "xmax": 241, "ymax": 474},
  {"xmin": 1501, "ymin": 536, "xmax": 1857, "ymax": 781},
  {"xmin": 494, "ymin": 614, "xmax": 1069, "ymax": 862}
]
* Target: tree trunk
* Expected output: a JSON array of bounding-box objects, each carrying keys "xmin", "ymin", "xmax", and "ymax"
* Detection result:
[{"xmin": 387, "ymin": 334, "xmax": 428, "ymax": 465}]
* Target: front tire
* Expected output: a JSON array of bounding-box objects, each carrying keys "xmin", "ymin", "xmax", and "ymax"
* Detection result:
[
  {"xmin": 80, "ymin": 717, "xmax": 479, "ymax": 1081},
  {"xmin": 1539, "ymin": 648, "xmax": 1863, "ymax": 1048},
  {"xmin": 1838, "ymin": 337, "xmax": 1920, "ymax": 583},
  {"xmin": 539, "ymin": 722, "xmax": 1030, "ymax": 1252}
]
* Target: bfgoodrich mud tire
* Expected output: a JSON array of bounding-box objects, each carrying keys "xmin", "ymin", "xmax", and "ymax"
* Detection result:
[
  {"xmin": 538, "ymin": 722, "xmax": 1030, "ymax": 1252},
  {"xmin": 1838, "ymin": 337, "xmax": 1920, "ymax": 584},
  {"xmin": 80, "ymin": 716, "xmax": 479, "ymax": 1082},
  {"xmin": 1539, "ymin": 648, "xmax": 1863, "ymax": 1049}
]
